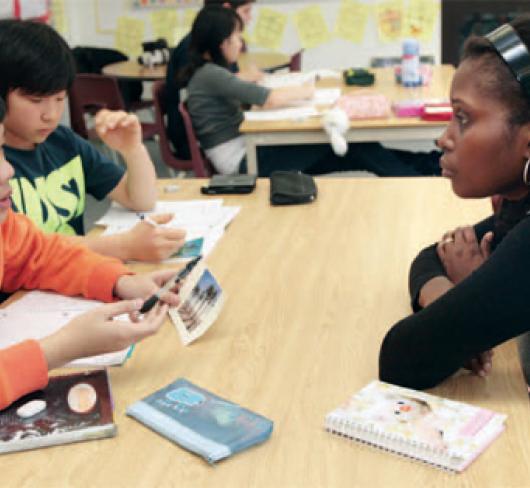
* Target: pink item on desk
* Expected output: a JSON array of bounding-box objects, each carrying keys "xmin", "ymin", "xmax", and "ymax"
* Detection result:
[
  {"xmin": 421, "ymin": 102, "xmax": 453, "ymax": 121},
  {"xmin": 392, "ymin": 100, "xmax": 425, "ymax": 117},
  {"xmin": 336, "ymin": 94, "xmax": 391, "ymax": 119}
]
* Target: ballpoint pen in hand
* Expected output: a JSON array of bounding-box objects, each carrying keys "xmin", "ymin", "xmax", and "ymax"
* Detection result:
[
  {"xmin": 139, "ymin": 256, "xmax": 202, "ymax": 314},
  {"xmin": 137, "ymin": 213, "xmax": 160, "ymax": 228}
]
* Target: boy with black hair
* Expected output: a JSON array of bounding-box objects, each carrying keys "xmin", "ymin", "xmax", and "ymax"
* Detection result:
[
  {"xmin": 0, "ymin": 20, "xmax": 186, "ymax": 262},
  {"xmin": 166, "ymin": 0, "xmax": 260, "ymax": 159},
  {"xmin": 0, "ymin": 95, "xmax": 182, "ymax": 410}
]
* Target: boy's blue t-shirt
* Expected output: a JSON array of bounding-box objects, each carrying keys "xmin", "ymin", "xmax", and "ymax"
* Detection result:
[{"xmin": 5, "ymin": 125, "xmax": 125, "ymax": 236}]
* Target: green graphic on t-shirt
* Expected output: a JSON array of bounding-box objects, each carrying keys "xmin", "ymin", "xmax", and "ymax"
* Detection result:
[{"xmin": 10, "ymin": 156, "xmax": 86, "ymax": 235}]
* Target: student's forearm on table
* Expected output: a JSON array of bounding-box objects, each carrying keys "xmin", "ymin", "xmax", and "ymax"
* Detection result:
[
  {"xmin": 418, "ymin": 276, "xmax": 454, "ymax": 308},
  {"xmin": 65, "ymin": 234, "xmax": 132, "ymax": 261},
  {"xmin": 40, "ymin": 333, "xmax": 72, "ymax": 370},
  {"xmin": 120, "ymin": 144, "xmax": 158, "ymax": 210},
  {"xmin": 262, "ymin": 86, "xmax": 312, "ymax": 108}
]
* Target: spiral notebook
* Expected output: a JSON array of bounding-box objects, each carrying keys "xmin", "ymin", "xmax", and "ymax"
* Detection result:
[{"xmin": 324, "ymin": 381, "xmax": 506, "ymax": 473}]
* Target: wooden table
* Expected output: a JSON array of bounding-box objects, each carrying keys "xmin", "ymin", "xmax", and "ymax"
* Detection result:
[
  {"xmin": 102, "ymin": 60, "xmax": 167, "ymax": 81},
  {"xmin": 4, "ymin": 178, "xmax": 530, "ymax": 487},
  {"xmin": 241, "ymin": 65, "xmax": 455, "ymax": 174},
  {"xmin": 102, "ymin": 52, "xmax": 291, "ymax": 81}
]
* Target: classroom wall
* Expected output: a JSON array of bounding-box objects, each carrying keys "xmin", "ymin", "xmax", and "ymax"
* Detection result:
[{"xmin": 59, "ymin": 0, "xmax": 441, "ymax": 71}]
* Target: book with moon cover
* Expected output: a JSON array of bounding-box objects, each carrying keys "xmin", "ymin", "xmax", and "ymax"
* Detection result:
[{"xmin": 0, "ymin": 369, "xmax": 115, "ymax": 454}]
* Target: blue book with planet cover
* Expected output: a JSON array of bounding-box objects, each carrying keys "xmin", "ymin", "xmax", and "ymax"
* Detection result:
[{"xmin": 126, "ymin": 378, "xmax": 273, "ymax": 463}]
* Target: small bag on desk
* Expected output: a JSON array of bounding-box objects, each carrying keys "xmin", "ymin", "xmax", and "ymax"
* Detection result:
[{"xmin": 270, "ymin": 171, "xmax": 317, "ymax": 205}]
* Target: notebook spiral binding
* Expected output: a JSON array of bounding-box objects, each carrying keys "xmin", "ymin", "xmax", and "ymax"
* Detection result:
[{"xmin": 325, "ymin": 416, "xmax": 459, "ymax": 474}]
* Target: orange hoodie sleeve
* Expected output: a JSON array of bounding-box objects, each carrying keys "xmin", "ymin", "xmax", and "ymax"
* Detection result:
[
  {"xmin": 0, "ymin": 340, "xmax": 48, "ymax": 410},
  {"xmin": 1, "ymin": 210, "xmax": 130, "ymax": 301},
  {"xmin": 0, "ymin": 210, "xmax": 131, "ymax": 410}
]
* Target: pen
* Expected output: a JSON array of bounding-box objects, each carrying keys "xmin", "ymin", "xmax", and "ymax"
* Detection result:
[
  {"xmin": 138, "ymin": 213, "xmax": 159, "ymax": 228},
  {"xmin": 139, "ymin": 255, "xmax": 202, "ymax": 314}
]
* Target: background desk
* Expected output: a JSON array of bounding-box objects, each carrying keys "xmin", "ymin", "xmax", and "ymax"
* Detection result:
[
  {"xmin": 4, "ymin": 178, "xmax": 530, "ymax": 487},
  {"xmin": 241, "ymin": 65, "xmax": 455, "ymax": 174},
  {"xmin": 101, "ymin": 52, "xmax": 291, "ymax": 81},
  {"xmin": 102, "ymin": 60, "xmax": 166, "ymax": 81}
]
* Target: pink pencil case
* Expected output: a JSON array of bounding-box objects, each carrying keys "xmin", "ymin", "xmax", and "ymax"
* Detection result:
[
  {"xmin": 336, "ymin": 94, "xmax": 391, "ymax": 119},
  {"xmin": 393, "ymin": 100, "xmax": 425, "ymax": 117}
]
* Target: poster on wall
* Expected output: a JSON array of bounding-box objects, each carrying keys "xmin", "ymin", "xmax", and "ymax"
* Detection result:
[
  {"xmin": 50, "ymin": 0, "xmax": 67, "ymax": 35},
  {"xmin": 95, "ymin": 0, "xmax": 126, "ymax": 33},
  {"xmin": 376, "ymin": 0, "xmax": 404, "ymax": 43},
  {"xmin": 253, "ymin": 7, "xmax": 287, "ymax": 51}
]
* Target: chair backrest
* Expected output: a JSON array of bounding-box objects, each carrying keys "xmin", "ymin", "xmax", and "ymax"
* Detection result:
[
  {"xmin": 152, "ymin": 80, "xmax": 194, "ymax": 173},
  {"xmin": 71, "ymin": 46, "xmax": 143, "ymax": 109},
  {"xmin": 68, "ymin": 74, "xmax": 126, "ymax": 139},
  {"xmin": 179, "ymin": 101, "xmax": 213, "ymax": 178},
  {"xmin": 266, "ymin": 50, "xmax": 304, "ymax": 74},
  {"xmin": 165, "ymin": 46, "xmax": 192, "ymax": 160},
  {"xmin": 289, "ymin": 50, "xmax": 303, "ymax": 72}
]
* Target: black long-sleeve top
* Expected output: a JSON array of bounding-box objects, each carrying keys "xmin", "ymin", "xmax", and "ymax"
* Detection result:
[{"xmin": 379, "ymin": 196, "xmax": 530, "ymax": 389}]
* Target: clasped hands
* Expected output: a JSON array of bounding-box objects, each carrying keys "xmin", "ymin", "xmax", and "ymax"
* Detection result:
[
  {"xmin": 437, "ymin": 226, "xmax": 493, "ymax": 284},
  {"xmin": 437, "ymin": 226, "xmax": 494, "ymax": 378}
]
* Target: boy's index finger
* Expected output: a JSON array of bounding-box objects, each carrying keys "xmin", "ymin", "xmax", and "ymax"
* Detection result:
[
  {"xmin": 94, "ymin": 108, "xmax": 113, "ymax": 126},
  {"xmin": 94, "ymin": 108, "xmax": 110, "ymax": 120},
  {"xmin": 120, "ymin": 114, "xmax": 138, "ymax": 127},
  {"xmin": 98, "ymin": 110, "xmax": 125, "ymax": 131},
  {"xmin": 159, "ymin": 290, "xmax": 180, "ymax": 308},
  {"xmin": 159, "ymin": 227, "xmax": 187, "ymax": 240},
  {"xmin": 100, "ymin": 299, "xmax": 143, "ymax": 319},
  {"xmin": 95, "ymin": 111, "xmax": 114, "ymax": 131}
]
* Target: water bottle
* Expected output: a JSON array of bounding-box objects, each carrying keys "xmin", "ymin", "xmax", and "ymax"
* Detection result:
[{"xmin": 401, "ymin": 39, "xmax": 421, "ymax": 87}]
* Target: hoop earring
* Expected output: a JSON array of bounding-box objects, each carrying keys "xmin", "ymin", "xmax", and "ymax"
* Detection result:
[{"xmin": 524, "ymin": 159, "xmax": 530, "ymax": 186}]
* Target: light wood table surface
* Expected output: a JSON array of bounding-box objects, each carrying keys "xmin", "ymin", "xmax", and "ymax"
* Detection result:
[
  {"xmin": 3, "ymin": 177, "xmax": 530, "ymax": 488},
  {"xmin": 241, "ymin": 65, "xmax": 455, "ymax": 174},
  {"xmin": 102, "ymin": 60, "xmax": 167, "ymax": 81},
  {"xmin": 101, "ymin": 52, "xmax": 291, "ymax": 81}
]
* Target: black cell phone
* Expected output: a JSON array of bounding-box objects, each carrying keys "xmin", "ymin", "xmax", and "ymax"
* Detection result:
[{"xmin": 200, "ymin": 174, "xmax": 257, "ymax": 195}]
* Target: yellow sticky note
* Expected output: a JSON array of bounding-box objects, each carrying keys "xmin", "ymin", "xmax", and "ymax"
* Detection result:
[
  {"xmin": 182, "ymin": 9, "xmax": 198, "ymax": 29},
  {"xmin": 405, "ymin": 0, "xmax": 439, "ymax": 41},
  {"xmin": 253, "ymin": 7, "xmax": 288, "ymax": 51},
  {"xmin": 376, "ymin": 0, "xmax": 404, "ymax": 43},
  {"xmin": 151, "ymin": 9, "xmax": 179, "ymax": 45},
  {"xmin": 115, "ymin": 17, "xmax": 145, "ymax": 58},
  {"xmin": 335, "ymin": 0, "xmax": 369, "ymax": 44},
  {"xmin": 51, "ymin": 0, "xmax": 67, "ymax": 35},
  {"xmin": 293, "ymin": 5, "xmax": 330, "ymax": 50}
]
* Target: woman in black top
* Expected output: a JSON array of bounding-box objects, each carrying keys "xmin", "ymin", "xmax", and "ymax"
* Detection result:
[{"xmin": 379, "ymin": 15, "xmax": 530, "ymax": 390}]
